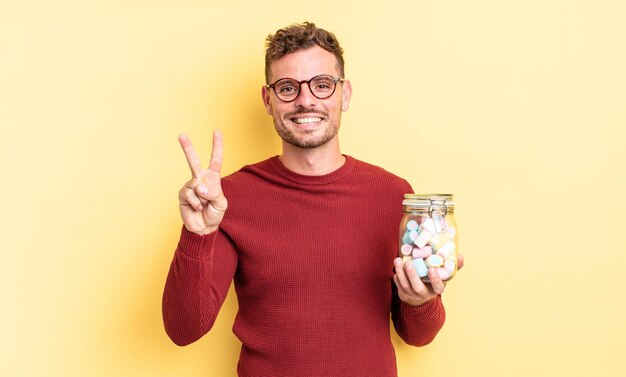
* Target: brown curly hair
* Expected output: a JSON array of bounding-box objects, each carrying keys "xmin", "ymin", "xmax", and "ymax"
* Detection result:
[{"xmin": 264, "ymin": 22, "xmax": 345, "ymax": 83}]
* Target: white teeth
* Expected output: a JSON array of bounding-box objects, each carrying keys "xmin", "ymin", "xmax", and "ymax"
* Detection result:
[{"xmin": 292, "ymin": 117, "xmax": 322, "ymax": 124}]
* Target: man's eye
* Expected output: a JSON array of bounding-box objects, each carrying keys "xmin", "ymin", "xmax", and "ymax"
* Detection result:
[
  {"xmin": 312, "ymin": 78, "xmax": 334, "ymax": 91},
  {"xmin": 279, "ymin": 85, "xmax": 297, "ymax": 93}
]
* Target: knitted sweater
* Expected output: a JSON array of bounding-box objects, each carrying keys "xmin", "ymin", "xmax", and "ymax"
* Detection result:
[{"xmin": 162, "ymin": 155, "xmax": 446, "ymax": 377}]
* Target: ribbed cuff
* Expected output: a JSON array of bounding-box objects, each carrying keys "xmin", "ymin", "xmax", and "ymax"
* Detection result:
[
  {"xmin": 400, "ymin": 295, "xmax": 442, "ymax": 317},
  {"xmin": 176, "ymin": 225, "xmax": 218, "ymax": 260}
]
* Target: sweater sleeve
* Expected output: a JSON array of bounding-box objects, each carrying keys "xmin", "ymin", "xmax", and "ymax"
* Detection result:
[
  {"xmin": 389, "ymin": 178, "xmax": 446, "ymax": 346},
  {"xmin": 162, "ymin": 226, "xmax": 238, "ymax": 346},
  {"xmin": 390, "ymin": 284, "xmax": 446, "ymax": 346}
]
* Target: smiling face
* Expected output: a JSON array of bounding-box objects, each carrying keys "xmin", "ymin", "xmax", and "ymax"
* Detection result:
[{"xmin": 262, "ymin": 46, "xmax": 352, "ymax": 149}]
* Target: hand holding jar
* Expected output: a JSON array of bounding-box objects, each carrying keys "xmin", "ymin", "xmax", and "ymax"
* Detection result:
[{"xmin": 393, "ymin": 194, "xmax": 463, "ymax": 306}]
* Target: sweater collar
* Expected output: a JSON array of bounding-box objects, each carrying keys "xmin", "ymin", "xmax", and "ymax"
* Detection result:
[{"xmin": 268, "ymin": 155, "xmax": 356, "ymax": 185}]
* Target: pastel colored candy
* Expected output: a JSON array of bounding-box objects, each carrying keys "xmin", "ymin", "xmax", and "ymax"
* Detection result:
[
  {"xmin": 402, "ymin": 230, "xmax": 417, "ymax": 245},
  {"xmin": 444, "ymin": 258, "xmax": 456, "ymax": 274},
  {"xmin": 426, "ymin": 254, "xmax": 444, "ymax": 268},
  {"xmin": 414, "ymin": 228, "xmax": 432, "ymax": 248},
  {"xmin": 399, "ymin": 213, "xmax": 458, "ymax": 283},
  {"xmin": 412, "ymin": 246, "xmax": 432, "ymax": 259},
  {"xmin": 406, "ymin": 220, "xmax": 419, "ymax": 231},
  {"xmin": 436, "ymin": 267, "xmax": 451, "ymax": 280},
  {"xmin": 436, "ymin": 241, "xmax": 456, "ymax": 259},
  {"xmin": 412, "ymin": 258, "xmax": 429, "ymax": 277},
  {"xmin": 432, "ymin": 215, "xmax": 447, "ymax": 234},
  {"xmin": 428, "ymin": 234, "xmax": 448, "ymax": 250},
  {"xmin": 400, "ymin": 244, "xmax": 413, "ymax": 256},
  {"xmin": 420, "ymin": 218, "xmax": 435, "ymax": 233}
]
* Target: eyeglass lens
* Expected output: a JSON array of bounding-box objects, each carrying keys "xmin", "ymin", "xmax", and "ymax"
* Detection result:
[{"xmin": 273, "ymin": 75, "xmax": 338, "ymax": 101}]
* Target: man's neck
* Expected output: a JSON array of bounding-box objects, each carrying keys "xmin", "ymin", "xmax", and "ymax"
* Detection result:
[{"xmin": 279, "ymin": 140, "xmax": 345, "ymax": 176}]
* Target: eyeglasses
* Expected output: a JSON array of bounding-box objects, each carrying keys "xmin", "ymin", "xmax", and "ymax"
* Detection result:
[{"xmin": 266, "ymin": 74, "xmax": 344, "ymax": 102}]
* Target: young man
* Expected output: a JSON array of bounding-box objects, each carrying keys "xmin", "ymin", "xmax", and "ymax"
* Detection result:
[{"xmin": 163, "ymin": 22, "xmax": 461, "ymax": 377}]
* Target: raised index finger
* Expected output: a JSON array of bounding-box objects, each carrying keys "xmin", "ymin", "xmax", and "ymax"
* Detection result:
[{"xmin": 178, "ymin": 133, "xmax": 202, "ymax": 178}]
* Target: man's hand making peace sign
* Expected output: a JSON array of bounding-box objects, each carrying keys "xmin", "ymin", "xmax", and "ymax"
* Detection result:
[{"xmin": 178, "ymin": 131, "xmax": 228, "ymax": 235}]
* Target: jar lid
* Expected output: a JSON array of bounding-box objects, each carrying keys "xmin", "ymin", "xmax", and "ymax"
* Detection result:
[{"xmin": 403, "ymin": 194, "xmax": 455, "ymax": 210}]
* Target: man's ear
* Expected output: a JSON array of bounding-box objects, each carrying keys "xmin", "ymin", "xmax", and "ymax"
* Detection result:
[
  {"xmin": 341, "ymin": 79, "xmax": 352, "ymax": 112},
  {"xmin": 262, "ymin": 86, "xmax": 272, "ymax": 115}
]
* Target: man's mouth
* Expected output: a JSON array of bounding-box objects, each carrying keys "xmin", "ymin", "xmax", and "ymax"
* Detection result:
[{"xmin": 291, "ymin": 117, "xmax": 323, "ymax": 124}]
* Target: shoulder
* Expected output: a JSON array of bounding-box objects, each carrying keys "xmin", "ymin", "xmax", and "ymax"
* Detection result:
[{"xmin": 349, "ymin": 156, "xmax": 413, "ymax": 193}]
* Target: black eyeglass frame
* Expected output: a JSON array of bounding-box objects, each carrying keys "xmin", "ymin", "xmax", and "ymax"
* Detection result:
[{"xmin": 266, "ymin": 74, "xmax": 344, "ymax": 103}]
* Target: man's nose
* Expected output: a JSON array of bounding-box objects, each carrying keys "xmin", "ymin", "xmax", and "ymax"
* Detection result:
[{"xmin": 294, "ymin": 82, "xmax": 317, "ymax": 107}]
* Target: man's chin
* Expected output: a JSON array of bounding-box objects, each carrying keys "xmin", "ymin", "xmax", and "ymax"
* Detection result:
[
  {"xmin": 282, "ymin": 133, "xmax": 335, "ymax": 149},
  {"xmin": 285, "ymin": 137, "xmax": 325, "ymax": 149},
  {"xmin": 275, "ymin": 122, "xmax": 339, "ymax": 149}
]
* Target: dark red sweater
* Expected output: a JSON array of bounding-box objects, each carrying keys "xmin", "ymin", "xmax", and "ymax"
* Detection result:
[{"xmin": 163, "ymin": 156, "xmax": 445, "ymax": 377}]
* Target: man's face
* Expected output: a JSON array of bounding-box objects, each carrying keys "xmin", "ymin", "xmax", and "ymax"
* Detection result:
[{"xmin": 262, "ymin": 46, "xmax": 352, "ymax": 149}]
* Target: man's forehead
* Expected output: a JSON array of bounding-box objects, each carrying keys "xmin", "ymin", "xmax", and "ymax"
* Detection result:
[{"xmin": 268, "ymin": 46, "xmax": 340, "ymax": 81}]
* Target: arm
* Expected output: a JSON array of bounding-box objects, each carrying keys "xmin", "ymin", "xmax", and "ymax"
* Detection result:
[
  {"xmin": 391, "ymin": 285, "xmax": 446, "ymax": 346},
  {"xmin": 391, "ymin": 254, "xmax": 464, "ymax": 346},
  {"xmin": 162, "ymin": 131, "xmax": 234, "ymax": 346},
  {"xmin": 162, "ymin": 227, "xmax": 237, "ymax": 346}
]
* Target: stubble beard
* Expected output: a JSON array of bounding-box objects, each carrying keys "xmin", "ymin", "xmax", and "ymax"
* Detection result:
[{"xmin": 273, "ymin": 112, "xmax": 341, "ymax": 149}]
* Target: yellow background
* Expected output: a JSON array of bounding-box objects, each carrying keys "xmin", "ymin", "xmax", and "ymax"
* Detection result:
[{"xmin": 2, "ymin": 1, "xmax": 625, "ymax": 376}]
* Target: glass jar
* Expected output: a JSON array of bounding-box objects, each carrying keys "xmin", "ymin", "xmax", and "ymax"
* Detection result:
[{"xmin": 399, "ymin": 194, "xmax": 458, "ymax": 283}]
